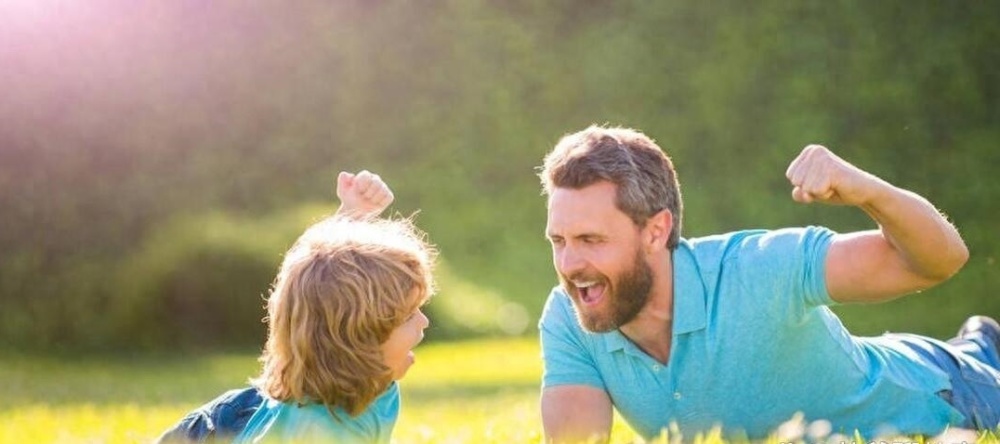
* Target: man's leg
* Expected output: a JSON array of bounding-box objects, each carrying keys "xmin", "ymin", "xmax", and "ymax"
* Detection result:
[
  {"xmin": 929, "ymin": 316, "xmax": 1000, "ymax": 430},
  {"xmin": 949, "ymin": 315, "xmax": 1000, "ymax": 371},
  {"xmin": 890, "ymin": 316, "xmax": 1000, "ymax": 431},
  {"xmin": 948, "ymin": 316, "xmax": 1000, "ymax": 431}
]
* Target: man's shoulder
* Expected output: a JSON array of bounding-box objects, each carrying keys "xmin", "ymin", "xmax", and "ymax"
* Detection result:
[
  {"xmin": 540, "ymin": 287, "xmax": 575, "ymax": 326},
  {"xmin": 683, "ymin": 229, "xmax": 767, "ymax": 253},
  {"xmin": 538, "ymin": 287, "xmax": 604, "ymax": 348},
  {"xmin": 682, "ymin": 226, "xmax": 835, "ymax": 262}
]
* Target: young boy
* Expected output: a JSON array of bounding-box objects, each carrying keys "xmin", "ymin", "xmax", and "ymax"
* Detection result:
[{"xmin": 158, "ymin": 171, "xmax": 434, "ymax": 443}]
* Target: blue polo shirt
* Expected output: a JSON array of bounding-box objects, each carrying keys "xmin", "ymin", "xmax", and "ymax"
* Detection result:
[
  {"xmin": 540, "ymin": 226, "xmax": 964, "ymax": 439},
  {"xmin": 233, "ymin": 382, "xmax": 399, "ymax": 443}
]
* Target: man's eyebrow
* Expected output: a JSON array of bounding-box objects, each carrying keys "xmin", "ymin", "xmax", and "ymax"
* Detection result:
[{"xmin": 546, "ymin": 231, "xmax": 606, "ymax": 241}]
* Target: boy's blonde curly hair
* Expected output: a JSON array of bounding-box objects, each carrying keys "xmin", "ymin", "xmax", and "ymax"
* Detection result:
[{"xmin": 253, "ymin": 216, "xmax": 436, "ymax": 416}]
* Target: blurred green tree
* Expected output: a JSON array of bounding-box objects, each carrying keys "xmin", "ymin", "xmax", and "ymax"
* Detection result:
[{"xmin": 0, "ymin": 0, "xmax": 996, "ymax": 351}]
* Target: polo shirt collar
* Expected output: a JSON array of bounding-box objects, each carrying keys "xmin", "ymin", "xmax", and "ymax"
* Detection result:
[
  {"xmin": 672, "ymin": 239, "xmax": 708, "ymax": 334},
  {"xmin": 603, "ymin": 239, "xmax": 708, "ymax": 352}
]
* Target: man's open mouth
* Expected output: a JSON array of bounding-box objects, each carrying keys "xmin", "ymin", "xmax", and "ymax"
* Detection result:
[{"xmin": 574, "ymin": 280, "xmax": 607, "ymax": 306}]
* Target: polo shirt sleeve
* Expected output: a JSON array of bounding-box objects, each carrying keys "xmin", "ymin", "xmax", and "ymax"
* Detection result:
[
  {"xmin": 798, "ymin": 225, "xmax": 836, "ymax": 308},
  {"xmin": 753, "ymin": 225, "xmax": 836, "ymax": 309},
  {"xmin": 538, "ymin": 289, "xmax": 605, "ymax": 390}
]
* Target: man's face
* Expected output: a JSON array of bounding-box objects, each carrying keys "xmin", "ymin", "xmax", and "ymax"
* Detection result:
[{"xmin": 546, "ymin": 181, "xmax": 653, "ymax": 332}]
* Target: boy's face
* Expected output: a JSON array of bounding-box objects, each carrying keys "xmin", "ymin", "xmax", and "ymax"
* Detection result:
[{"xmin": 380, "ymin": 300, "xmax": 429, "ymax": 380}]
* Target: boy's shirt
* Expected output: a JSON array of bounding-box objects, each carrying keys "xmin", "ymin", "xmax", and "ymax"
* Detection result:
[{"xmin": 233, "ymin": 382, "xmax": 400, "ymax": 444}]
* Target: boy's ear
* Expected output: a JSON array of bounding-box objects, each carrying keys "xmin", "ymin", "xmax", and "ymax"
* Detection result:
[{"xmin": 643, "ymin": 209, "xmax": 672, "ymax": 252}]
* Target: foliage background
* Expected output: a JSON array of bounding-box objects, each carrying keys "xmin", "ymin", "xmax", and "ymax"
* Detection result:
[{"xmin": 1, "ymin": 0, "xmax": 998, "ymax": 352}]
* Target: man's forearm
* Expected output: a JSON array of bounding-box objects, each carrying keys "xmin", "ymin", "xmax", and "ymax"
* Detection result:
[{"xmin": 541, "ymin": 386, "xmax": 613, "ymax": 444}]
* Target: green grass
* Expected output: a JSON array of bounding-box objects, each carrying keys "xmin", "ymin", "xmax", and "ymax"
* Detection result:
[
  {"xmin": 2, "ymin": 338, "xmax": 998, "ymax": 443},
  {"xmin": 1, "ymin": 338, "xmax": 584, "ymax": 443}
]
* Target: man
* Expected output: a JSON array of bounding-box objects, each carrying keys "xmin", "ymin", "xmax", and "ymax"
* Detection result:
[{"xmin": 538, "ymin": 125, "xmax": 1000, "ymax": 442}]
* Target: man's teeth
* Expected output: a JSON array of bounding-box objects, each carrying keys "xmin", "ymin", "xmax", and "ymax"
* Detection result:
[{"xmin": 574, "ymin": 281, "xmax": 598, "ymax": 288}]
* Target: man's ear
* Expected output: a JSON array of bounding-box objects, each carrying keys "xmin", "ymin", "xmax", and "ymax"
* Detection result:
[{"xmin": 643, "ymin": 209, "xmax": 673, "ymax": 253}]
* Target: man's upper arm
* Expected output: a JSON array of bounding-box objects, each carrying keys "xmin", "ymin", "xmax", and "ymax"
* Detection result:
[
  {"xmin": 541, "ymin": 385, "xmax": 612, "ymax": 443},
  {"xmin": 825, "ymin": 230, "xmax": 941, "ymax": 303},
  {"xmin": 539, "ymin": 291, "xmax": 605, "ymax": 388},
  {"xmin": 539, "ymin": 290, "xmax": 612, "ymax": 442}
]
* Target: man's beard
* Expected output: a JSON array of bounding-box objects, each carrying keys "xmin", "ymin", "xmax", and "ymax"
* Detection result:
[{"xmin": 564, "ymin": 248, "xmax": 653, "ymax": 333}]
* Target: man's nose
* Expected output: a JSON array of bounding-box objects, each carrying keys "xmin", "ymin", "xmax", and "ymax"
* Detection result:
[{"xmin": 556, "ymin": 245, "xmax": 585, "ymax": 277}]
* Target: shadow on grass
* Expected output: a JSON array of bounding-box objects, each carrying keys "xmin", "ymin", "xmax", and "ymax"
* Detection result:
[{"xmin": 1, "ymin": 352, "xmax": 540, "ymax": 410}]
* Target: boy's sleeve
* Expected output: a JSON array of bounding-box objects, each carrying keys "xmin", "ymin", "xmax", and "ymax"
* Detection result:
[{"xmin": 539, "ymin": 289, "xmax": 606, "ymax": 390}]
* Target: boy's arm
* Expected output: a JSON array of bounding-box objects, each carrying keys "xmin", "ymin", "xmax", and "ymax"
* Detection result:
[{"xmin": 335, "ymin": 170, "xmax": 394, "ymax": 219}]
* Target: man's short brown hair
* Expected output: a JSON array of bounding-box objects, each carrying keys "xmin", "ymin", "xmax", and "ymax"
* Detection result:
[{"xmin": 540, "ymin": 125, "xmax": 683, "ymax": 249}]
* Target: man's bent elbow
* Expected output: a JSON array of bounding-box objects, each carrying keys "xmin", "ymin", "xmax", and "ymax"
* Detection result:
[
  {"xmin": 923, "ymin": 241, "xmax": 970, "ymax": 284},
  {"xmin": 946, "ymin": 242, "xmax": 970, "ymax": 278}
]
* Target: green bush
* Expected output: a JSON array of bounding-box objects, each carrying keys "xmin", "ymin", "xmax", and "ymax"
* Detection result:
[
  {"xmin": 109, "ymin": 212, "xmax": 287, "ymax": 350},
  {"xmin": 104, "ymin": 205, "xmax": 528, "ymax": 350}
]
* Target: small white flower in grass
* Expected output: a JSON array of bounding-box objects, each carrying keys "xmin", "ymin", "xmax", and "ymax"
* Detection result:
[
  {"xmin": 668, "ymin": 421, "xmax": 683, "ymax": 444},
  {"xmin": 776, "ymin": 412, "xmax": 806, "ymax": 442},
  {"xmin": 932, "ymin": 427, "xmax": 978, "ymax": 444},
  {"xmin": 807, "ymin": 419, "xmax": 832, "ymax": 441}
]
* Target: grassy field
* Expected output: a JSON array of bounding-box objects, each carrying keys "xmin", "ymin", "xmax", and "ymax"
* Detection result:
[
  {"xmin": 1, "ymin": 337, "xmax": 996, "ymax": 443},
  {"xmin": 1, "ymin": 338, "xmax": 633, "ymax": 443}
]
